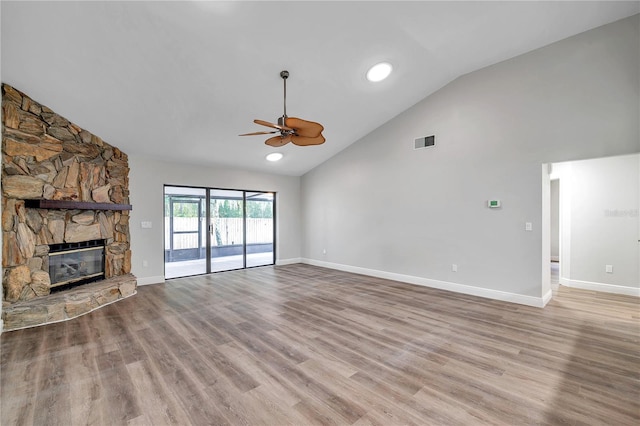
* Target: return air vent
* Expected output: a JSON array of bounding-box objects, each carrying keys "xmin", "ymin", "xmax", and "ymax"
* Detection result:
[{"xmin": 415, "ymin": 135, "xmax": 435, "ymax": 149}]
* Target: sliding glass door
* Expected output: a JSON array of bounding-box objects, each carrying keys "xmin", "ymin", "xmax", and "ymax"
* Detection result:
[
  {"xmin": 164, "ymin": 187, "xmax": 207, "ymax": 278},
  {"xmin": 209, "ymin": 189, "xmax": 244, "ymax": 272},
  {"xmin": 164, "ymin": 185, "xmax": 275, "ymax": 279},
  {"xmin": 246, "ymin": 192, "xmax": 274, "ymax": 268}
]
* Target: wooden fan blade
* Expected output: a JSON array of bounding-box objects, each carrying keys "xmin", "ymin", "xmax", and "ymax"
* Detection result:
[
  {"xmin": 254, "ymin": 119, "xmax": 293, "ymax": 132},
  {"xmin": 291, "ymin": 134, "xmax": 325, "ymax": 146},
  {"xmin": 239, "ymin": 131, "xmax": 278, "ymax": 136},
  {"xmin": 285, "ymin": 117, "xmax": 324, "ymax": 138},
  {"xmin": 265, "ymin": 134, "xmax": 292, "ymax": 147}
]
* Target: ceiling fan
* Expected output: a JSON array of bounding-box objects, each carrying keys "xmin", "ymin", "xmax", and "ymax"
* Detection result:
[{"xmin": 240, "ymin": 70, "xmax": 325, "ymax": 147}]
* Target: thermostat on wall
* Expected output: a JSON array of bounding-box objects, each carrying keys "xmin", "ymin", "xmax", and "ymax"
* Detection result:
[{"xmin": 488, "ymin": 200, "xmax": 501, "ymax": 208}]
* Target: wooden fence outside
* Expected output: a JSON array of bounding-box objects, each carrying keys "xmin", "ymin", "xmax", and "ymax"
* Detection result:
[{"xmin": 165, "ymin": 217, "xmax": 273, "ymax": 250}]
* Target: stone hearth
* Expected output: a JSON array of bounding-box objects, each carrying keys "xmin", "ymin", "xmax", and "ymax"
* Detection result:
[
  {"xmin": 2, "ymin": 83, "xmax": 136, "ymax": 331},
  {"xmin": 2, "ymin": 274, "xmax": 136, "ymax": 331}
]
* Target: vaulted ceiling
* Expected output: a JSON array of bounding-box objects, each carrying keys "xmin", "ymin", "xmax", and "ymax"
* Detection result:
[{"xmin": 2, "ymin": 1, "xmax": 638, "ymax": 176}]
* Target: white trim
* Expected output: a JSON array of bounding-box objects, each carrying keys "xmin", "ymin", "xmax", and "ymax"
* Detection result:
[
  {"xmin": 0, "ymin": 319, "xmax": 4, "ymax": 334},
  {"xmin": 559, "ymin": 278, "xmax": 640, "ymax": 297},
  {"xmin": 542, "ymin": 289, "xmax": 553, "ymax": 307},
  {"xmin": 302, "ymin": 258, "xmax": 548, "ymax": 308},
  {"xmin": 136, "ymin": 276, "xmax": 166, "ymax": 286},
  {"xmin": 276, "ymin": 258, "xmax": 302, "ymax": 266},
  {"xmin": 541, "ymin": 163, "xmax": 552, "ymax": 300}
]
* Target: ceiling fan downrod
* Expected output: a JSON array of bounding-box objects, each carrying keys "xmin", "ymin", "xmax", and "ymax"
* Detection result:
[{"xmin": 279, "ymin": 70, "xmax": 289, "ymax": 127}]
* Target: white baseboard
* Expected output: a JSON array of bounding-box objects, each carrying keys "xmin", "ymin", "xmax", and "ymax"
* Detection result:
[
  {"xmin": 542, "ymin": 289, "xmax": 553, "ymax": 307},
  {"xmin": 136, "ymin": 276, "xmax": 166, "ymax": 286},
  {"xmin": 301, "ymin": 258, "xmax": 548, "ymax": 308},
  {"xmin": 559, "ymin": 278, "xmax": 640, "ymax": 297},
  {"xmin": 276, "ymin": 258, "xmax": 302, "ymax": 266}
]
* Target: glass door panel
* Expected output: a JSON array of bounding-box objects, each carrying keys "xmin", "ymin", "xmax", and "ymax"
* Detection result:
[
  {"xmin": 164, "ymin": 186, "xmax": 207, "ymax": 278},
  {"xmin": 209, "ymin": 189, "xmax": 245, "ymax": 272},
  {"xmin": 164, "ymin": 186, "xmax": 275, "ymax": 279},
  {"xmin": 246, "ymin": 192, "xmax": 274, "ymax": 267}
]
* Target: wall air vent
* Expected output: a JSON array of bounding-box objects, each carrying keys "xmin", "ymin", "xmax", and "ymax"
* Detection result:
[{"xmin": 414, "ymin": 135, "xmax": 435, "ymax": 149}]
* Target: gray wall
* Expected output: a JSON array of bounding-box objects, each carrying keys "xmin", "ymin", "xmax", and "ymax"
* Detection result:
[
  {"xmin": 300, "ymin": 15, "xmax": 639, "ymax": 303},
  {"xmin": 129, "ymin": 156, "xmax": 301, "ymax": 284}
]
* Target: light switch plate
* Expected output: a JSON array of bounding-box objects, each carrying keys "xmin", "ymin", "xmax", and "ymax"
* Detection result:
[{"xmin": 141, "ymin": 221, "xmax": 152, "ymax": 229}]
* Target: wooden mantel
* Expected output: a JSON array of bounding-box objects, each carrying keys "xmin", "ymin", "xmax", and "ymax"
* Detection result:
[{"xmin": 24, "ymin": 199, "xmax": 132, "ymax": 211}]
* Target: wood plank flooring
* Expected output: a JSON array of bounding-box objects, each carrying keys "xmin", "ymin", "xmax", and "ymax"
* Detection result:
[{"xmin": 2, "ymin": 264, "xmax": 639, "ymax": 425}]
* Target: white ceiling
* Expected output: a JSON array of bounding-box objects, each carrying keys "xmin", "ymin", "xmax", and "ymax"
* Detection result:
[{"xmin": 2, "ymin": 1, "xmax": 638, "ymax": 176}]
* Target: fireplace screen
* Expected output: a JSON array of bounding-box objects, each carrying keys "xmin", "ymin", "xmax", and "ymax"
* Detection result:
[{"xmin": 49, "ymin": 239, "xmax": 105, "ymax": 290}]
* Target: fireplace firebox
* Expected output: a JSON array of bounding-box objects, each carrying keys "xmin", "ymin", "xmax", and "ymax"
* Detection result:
[{"xmin": 49, "ymin": 239, "xmax": 106, "ymax": 292}]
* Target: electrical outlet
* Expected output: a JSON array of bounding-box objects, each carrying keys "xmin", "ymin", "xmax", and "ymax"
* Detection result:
[
  {"xmin": 322, "ymin": 249, "xmax": 326, "ymax": 255},
  {"xmin": 525, "ymin": 222, "xmax": 532, "ymax": 231},
  {"xmin": 605, "ymin": 265, "xmax": 613, "ymax": 273},
  {"xmin": 143, "ymin": 260, "xmax": 148, "ymax": 267},
  {"xmin": 452, "ymin": 264, "xmax": 458, "ymax": 272}
]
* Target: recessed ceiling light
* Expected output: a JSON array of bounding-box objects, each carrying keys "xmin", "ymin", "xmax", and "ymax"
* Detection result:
[
  {"xmin": 366, "ymin": 62, "xmax": 393, "ymax": 82},
  {"xmin": 266, "ymin": 152, "xmax": 283, "ymax": 162}
]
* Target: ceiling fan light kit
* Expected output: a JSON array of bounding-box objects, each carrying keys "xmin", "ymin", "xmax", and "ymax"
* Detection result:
[
  {"xmin": 240, "ymin": 70, "xmax": 325, "ymax": 147},
  {"xmin": 266, "ymin": 152, "xmax": 284, "ymax": 162}
]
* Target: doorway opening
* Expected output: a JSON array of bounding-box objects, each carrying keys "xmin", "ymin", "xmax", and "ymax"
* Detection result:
[
  {"xmin": 164, "ymin": 185, "xmax": 275, "ymax": 279},
  {"xmin": 543, "ymin": 154, "xmax": 639, "ymax": 301},
  {"xmin": 550, "ymin": 178, "xmax": 560, "ymax": 293}
]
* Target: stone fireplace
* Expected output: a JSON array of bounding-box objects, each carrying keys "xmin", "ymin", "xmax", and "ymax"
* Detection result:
[{"xmin": 2, "ymin": 84, "xmax": 136, "ymax": 331}]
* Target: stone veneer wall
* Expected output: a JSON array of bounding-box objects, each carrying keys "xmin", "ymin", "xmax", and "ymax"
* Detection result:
[{"xmin": 2, "ymin": 83, "xmax": 132, "ymax": 306}]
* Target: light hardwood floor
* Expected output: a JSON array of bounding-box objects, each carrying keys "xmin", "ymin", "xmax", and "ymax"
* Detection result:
[{"xmin": 1, "ymin": 264, "xmax": 639, "ymax": 425}]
